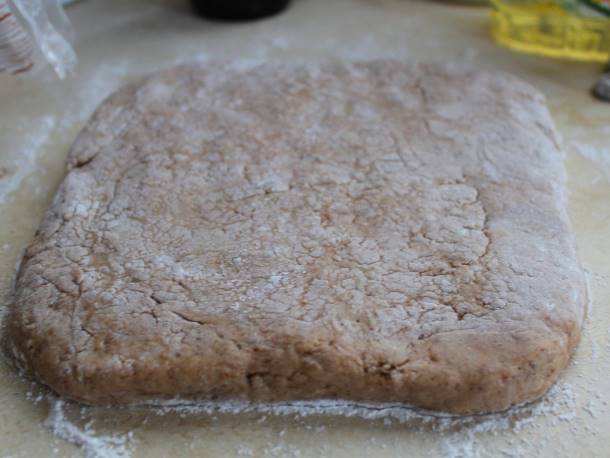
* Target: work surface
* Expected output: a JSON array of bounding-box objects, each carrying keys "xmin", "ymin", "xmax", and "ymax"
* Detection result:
[{"xmin": 0, "ymin": 0, "xmax": 609, "ymax": 457}]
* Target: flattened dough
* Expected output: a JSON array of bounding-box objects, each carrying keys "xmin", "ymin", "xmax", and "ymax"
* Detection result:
[{"xmin": 5, "ymin": 61, "xmax": 586, "ymax": 413}]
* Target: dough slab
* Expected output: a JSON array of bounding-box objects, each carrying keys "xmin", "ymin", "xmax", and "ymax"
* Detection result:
[{"xmin": 4, "ymin": 61, "xmax": 586, "ymax": 414}]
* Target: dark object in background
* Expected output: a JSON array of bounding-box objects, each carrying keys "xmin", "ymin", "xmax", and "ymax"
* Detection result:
[
  {"xmin": 191, "ymin": 0, "xmax": 291, "ymax": 21},
  {"xmin": 592, "ymin": 63, "xmax": 610, "ymax": 102}
]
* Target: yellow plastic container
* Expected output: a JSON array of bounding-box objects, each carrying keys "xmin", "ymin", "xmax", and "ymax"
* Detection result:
[{"xmin": 491, "ymin": 0, "xmax": 610, "ymax": 62}]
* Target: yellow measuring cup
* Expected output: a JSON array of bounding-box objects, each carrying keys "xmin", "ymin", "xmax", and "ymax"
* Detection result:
[{"xmin": 491, "ymin": 0, "xmax": 610, "ymax": 62}]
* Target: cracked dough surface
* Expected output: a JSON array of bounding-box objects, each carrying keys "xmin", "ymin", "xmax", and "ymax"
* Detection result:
[{"xmin": 4, "ymin": 61, "xmax": 586, "ymax": 414}]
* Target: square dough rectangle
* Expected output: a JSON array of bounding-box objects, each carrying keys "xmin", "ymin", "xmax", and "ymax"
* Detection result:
[{"xmin": 5, "ymin": 61, "xmax": 586, "ymax": 414}]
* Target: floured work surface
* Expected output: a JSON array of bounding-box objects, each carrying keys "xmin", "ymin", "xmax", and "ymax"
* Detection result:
[{"xmin": 4, "ymin": 61, "xmax": 586, "ymax": 414}]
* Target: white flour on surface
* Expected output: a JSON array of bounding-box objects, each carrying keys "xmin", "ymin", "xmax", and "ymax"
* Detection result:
[
  {"xmin": 146, "ymin": 382, "xmax": 580, "ymax": 458},
  {"xmin": 62, "ymin": 61, "xmax": 131, "ymax": 129},
  {"xmin": 0, "ymin": 61, "xmax": 130, "ymax": 208},
  {"xmin": 41, "ymin": 381, "xmax": 578, "ymax": 458},
  {"xmin": 44, "ymin": 397, "xmax": 132, "ymax": 458},
  {"xmin": 572, "ymin": 142, "xmax": 610, "ymax": 184},
  {"xmin": 0, "ymin": 116, "xmax": 56, "ymax": 206}
]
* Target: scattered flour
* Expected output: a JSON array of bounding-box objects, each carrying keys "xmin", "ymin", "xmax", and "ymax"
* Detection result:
[
  {"xmin": 44, "ymin": 398, "xmax": 132, "ymax": 458},
  {"xmin": 61, "ymin": 61, "xmax": 131, "ymax": 129},
  {"xmin": 572, "ymin": 142, "xmax": 610, "ymax": 184},
  {"xmin": 39, "ymin": 379, "xmax": 583, "ymax": 458},
  {"xmin": 134, "ymin": 381, "xmax": 578, "ymax": 458},
  {"xmin": 0, "ymin": 115, "xmax": 56, "ymax": 206},
  {"xmin": 0, "ymin": 61, "xmax": 130, "ymax": 207},
  {"xmin": 236, "ymin": 445, "xmax": 254, "ymax": 456}
]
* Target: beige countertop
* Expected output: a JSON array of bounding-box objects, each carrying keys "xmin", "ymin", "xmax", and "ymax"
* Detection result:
[{"xmin": 0, "ymin": 0, "xmax": 609, "ymax": 457}]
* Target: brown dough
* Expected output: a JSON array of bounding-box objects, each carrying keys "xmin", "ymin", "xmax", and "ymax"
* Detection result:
[{"xmin": 4, "ymin": 61, "xmax": 586, "ymax": 413}]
